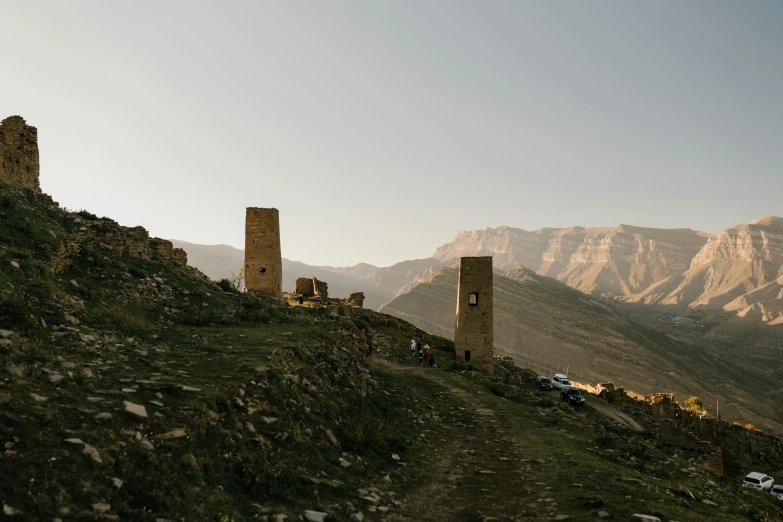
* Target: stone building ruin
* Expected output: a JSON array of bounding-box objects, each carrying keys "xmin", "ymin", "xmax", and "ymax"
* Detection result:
[
  {"xmin": 295, "ymin": 277, "xmax": 329, "ymax": 299},
  {"xmin": 0, "ymin": 115, "xmax": 40, "ymax": 192},
  {"xmin": 454, "ymin": 256, "xmax": 494, "ymax": 374},
  {"xmin": 244, "ymin": 207, "xmax": 282, "ymax": 298}
]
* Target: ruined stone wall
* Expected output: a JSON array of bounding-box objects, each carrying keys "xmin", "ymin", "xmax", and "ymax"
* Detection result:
[
  {"xmin": 296, "ymin": 277, "xmax": 316, "ymax": 297},
  {"xmin": 347, "ymin": 292, "xmax": 365, "ymax": 308},
  {"xmin": 244, "ymin": 207, "xmax": 282, "ymax": 298},
  {"xmin": 454, "ymin": 256, "xmax": 494, "ymax": 374},
  {"xmin": 314, "ymin": 278, "xmax": 328, "ymax": 299},
  {"xmin": 0, "ymin": 116, "xmax": 40, "ymax": 191},
  {"xmin": 172, "ymin": 248, "xmax": 188, "ymax": 264},
  {"xmin": 149, "ymin": 238, "xmax": 174, "ymax": 258}
]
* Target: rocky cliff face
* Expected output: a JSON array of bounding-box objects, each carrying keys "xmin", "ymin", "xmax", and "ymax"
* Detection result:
[
  {"xmin": 627, "ymin": 216, "xmax": 783, "ymax": 324},
  {"xmin": 432, "ymin": 224, "xmax": 710, "ymax": 297}
]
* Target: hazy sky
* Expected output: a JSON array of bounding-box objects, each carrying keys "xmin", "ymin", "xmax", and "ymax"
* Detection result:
[{"xmin": 2, "ymin": 1, "xmax": 782, "ymax": 267}]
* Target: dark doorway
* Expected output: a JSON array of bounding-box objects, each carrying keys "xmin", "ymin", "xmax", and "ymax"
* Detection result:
[{"xmin": 465, "ymin": 350, "xmax": 471, "ymax": 362}]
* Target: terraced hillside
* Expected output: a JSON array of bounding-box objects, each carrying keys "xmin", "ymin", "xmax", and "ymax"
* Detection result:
[{"xmin": 380, "ymin": 266, "xmax": 783, "ymax": 434}]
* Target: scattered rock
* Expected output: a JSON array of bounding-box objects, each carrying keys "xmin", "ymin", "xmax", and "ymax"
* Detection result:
[
  {"xmin": 95, "ymin": 412, "xmax": 112, "ymax": 420},
  {"xmin": 10, "ymin": 261, "xmax": 20, "ymax": 269},
  {"xmin": 478, "ymin": 470, "xmax": 496, "ymax": 475},
  {"xmin": 349, "ymin": 513, "xmax": 364, "ymax": 521},
  {"xmin": 3, "ymin": 504, "xmax": 18, "ymax": 515},
  {"xmin": 123, "ymin": 401, "xmax": 147, "ymax": 418},
  {"xmin": 630, "ymin": 516, "xmax": 661, "ymax": 522},
  {"xmin": 92, "ymin": 503, "xmax": 111, "ymax": 514},
  {"xmin": 111, "ymin": 477, "xmax": 123, "ymax": 489},
  {"xmin": 0, "ymin": 393, "xmax": 10, "ymax": 403},
  {"xmin": 304, "ymin": 510, "xmax": 328, "ymax": 522},
  {"xmin": 30, "ymin": 393, "xmax": 47, "ymax": 402},
  {"xmin": 263, "ymin": 416, "xmax": 278, "ymax": 424},
  {"xmin": 339, "ymin": 457, "xmax": 351, "ymax": 468},
  {"xmin": 702, "ymin": 499, "xmax": 717, "ymax": 506},
  {"xmin": 80, "ymin": 368, "xmax": 94, "ymax": 378},
  {"xmin": 83, "ymin": 444, "xmax": 102, "ymax": 463},
  {"xmin": 554, "ymin": 516, "xmax": 570, "ymax": 521},
  {"xmin": 64, "ymin": 438, "xmax": 84, "ymax": 445},
  {"xmin": 181, "ymin": 453, "xmax": 199, "ymax": 470},
  {"xmin": 598, "ymin": 512, "xmax": 610, "ymax": 518},
  {"xmin": 326, "ymin": 429, "xmax": 338, "ymax": 445},
  {"xmin": 0, "ymin": 330, "xmax": 15, "ymax": 339},
  {"xmin": 152, "ymin": 429, "xmax": 187, "ymax": 440}
]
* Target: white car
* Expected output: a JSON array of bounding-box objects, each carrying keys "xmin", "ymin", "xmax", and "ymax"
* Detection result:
[
  {"xmin": 742, "ymin": 472, "xmax": 774, "ymax": 491},
  {"xmin": 771, "ymin": 484, "xmax": 783, "ymax": 501},
  {"xmin": 552, "ymin": 373, "xmax": 573, "ymax": 391}
]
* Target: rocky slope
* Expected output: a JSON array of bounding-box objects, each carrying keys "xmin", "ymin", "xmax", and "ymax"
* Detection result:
[
  {"xmin": 380, "ymin": 267, "xmax": 783, "ymax": 433},
  {"xmin": 627, "ymin": 216, "xmax": 783, "ymax": 325}
]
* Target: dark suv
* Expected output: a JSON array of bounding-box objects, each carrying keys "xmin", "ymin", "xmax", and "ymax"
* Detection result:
[
  {"xmin": 561, "ymin": 386, "xmax": 586, "ymax": 406},
  {"xmin": 536, "ymin": 376, "xmax": 553, "ymax": 390}
]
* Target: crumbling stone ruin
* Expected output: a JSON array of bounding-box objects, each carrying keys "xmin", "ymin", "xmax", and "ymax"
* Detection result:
[
  {"xmin": 0, "ymin": 116, "xmax": 40, "ymax": 192},
  {"xmin": 244, "ymin": 207, "xmax": 282, "ymax": 298},
  {"xmin": 575, "ymin": 380, "xmax": 783, "ymax": 477},
  {"xmin": 346, "ymin": 292, "xmax": 365, "ymax": 308},
  {"xmin": 454, "ymin": 256, "xmax": 494, "ymax": 374},
  {"xmin": 295, "ymin": 277, "xmax": 329, "ymax": 299}
]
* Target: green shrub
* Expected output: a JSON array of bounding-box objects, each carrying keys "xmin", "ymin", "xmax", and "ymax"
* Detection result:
[{"xmin": 684, "ymin": 396, "xmax": 704, "ymax": 412}]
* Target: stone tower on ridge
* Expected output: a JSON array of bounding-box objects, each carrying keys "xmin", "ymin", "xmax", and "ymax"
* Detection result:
[
  {"xmin": 454, "ymin": 256, "xmax": 494, "ymax": 374},
  {"xmin": 0, "ymin": 116, "xmax": 40, "ymax": 192},
  {"xmin": 244, "ymin": 207, "xmax": 282, "ymax": 298}
]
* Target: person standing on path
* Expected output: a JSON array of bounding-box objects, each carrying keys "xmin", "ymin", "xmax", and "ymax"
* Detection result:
[
  {"xmin": 423, "ymin": 344, "xmax": 430, "ymax": 357},
  {"xmin": 411, "ymin": 339, "xmax": 416, "ymax": 354}
]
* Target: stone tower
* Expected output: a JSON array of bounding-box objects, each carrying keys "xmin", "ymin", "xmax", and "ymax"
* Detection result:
[
  {"xmin": 244, "ymin": 207, "xmax": 282, "ymax": 298},
  {"xmin": 0, "ymin": 116, "xmax": 40, "ymax": 191},
  {"xmin": 454, "ymin": 256, "xmax": 494, "ymax": 374}
]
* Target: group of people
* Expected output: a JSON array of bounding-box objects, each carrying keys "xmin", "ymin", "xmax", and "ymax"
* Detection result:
[{"xmin": 411, "ymin": 339, "xmax": 436, "ymax": 368}]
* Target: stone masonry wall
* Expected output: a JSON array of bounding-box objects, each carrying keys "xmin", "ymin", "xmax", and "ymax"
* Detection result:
[
  {"xmin": 0, "ymin": 116, "xmax": 40, "ymax": 191},
  {"xmin": 296, "ymin": 277, "xmax": 316, "ymax": 297},
  {"xmin": 244, "ymin": 207, "xmax": 282, "ymax": 298},
  {"xmin": 314, "ymin": 278, "xmax": 328, "ymax": 299},
  {"xmin": 172, "ymin": 248, "xmax": 188, "ymax": 264},
  {"xmin": 454, "ymin": 256, "xmax": 494, "ymax": 374}
]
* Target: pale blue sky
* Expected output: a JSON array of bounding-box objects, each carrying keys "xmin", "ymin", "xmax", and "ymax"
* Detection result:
[{"xmin": 2, "ymin": 1, "xmax": 781, "ymax": 266}]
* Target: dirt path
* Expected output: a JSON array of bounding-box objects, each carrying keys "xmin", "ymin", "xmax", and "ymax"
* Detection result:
[
  {"xmin": 589, "ymin": 401, "xmax": 644, "ymax": 432},
  {"xmin": 373, "ymin": 360, "xmax": 563, "ymax": 522}
]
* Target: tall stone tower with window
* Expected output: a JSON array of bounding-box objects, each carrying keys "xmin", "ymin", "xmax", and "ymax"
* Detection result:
[
  {"xmin": 244, "ymin": 207, "xmax": 282, "ymax": 298},
  {"xmin": 454, "ymin": 256, "xmax": 494, "ymax": 374}
]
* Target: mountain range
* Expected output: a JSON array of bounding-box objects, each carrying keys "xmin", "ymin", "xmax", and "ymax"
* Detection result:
[{"xmin": 173, "ymin": 215, "xmax": 783, "ymax": 327}]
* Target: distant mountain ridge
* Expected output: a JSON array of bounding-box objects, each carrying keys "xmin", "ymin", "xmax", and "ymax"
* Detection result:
[
  {"xmin": 627, "ymin": 215, "xmax": 783, "ymax": 325},
  {"xmin": 433, "ymin": 224, "xmax": 711, "ymax": 297},
  {"xmin": 172, "ymin": 216, "xmax": 783, "ymax": 325}
]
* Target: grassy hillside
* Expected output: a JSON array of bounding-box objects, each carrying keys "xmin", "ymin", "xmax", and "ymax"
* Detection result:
[
  {"xmin": 380, "ymin": 266, "xmax": 783, "ymax": 434},
  {"xmin": 1, "ymin": 182, "xmax": 783, "ymax": 521}
]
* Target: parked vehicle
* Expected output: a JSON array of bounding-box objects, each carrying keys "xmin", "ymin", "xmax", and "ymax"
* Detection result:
[
  {"xmin": 560, "ymin": 386, "xmax": 586, "ymax": 406},
  {"xmin": 535, "ymin": 376, "xmax": 553, "ymax": 390},
  {"xmin": 552, "ymin": 373, "xmax": 572, "ymax": 391},
  {"xmin": 742, "ymin": 472, "xmax": 775, "ymax": 491},
  {"xmin": 770, "ymin": 484, "xmax": 783, "ymax": 501}
]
